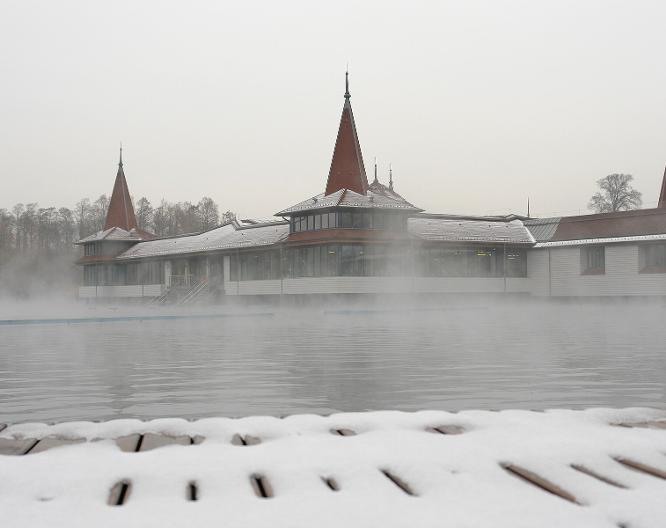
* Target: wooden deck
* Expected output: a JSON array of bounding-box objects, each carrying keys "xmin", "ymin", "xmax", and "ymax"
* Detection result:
[{"xmin": 1, "ymin": 409, "xmax": 665, "ymax": 527}]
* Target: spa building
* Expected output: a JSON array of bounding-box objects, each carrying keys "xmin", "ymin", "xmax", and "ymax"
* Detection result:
[{"xmin": 76, "ymin": 77, "xmax": 666, "ymax": 300}]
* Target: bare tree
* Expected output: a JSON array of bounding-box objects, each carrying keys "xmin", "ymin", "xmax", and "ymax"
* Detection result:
[
  {"xmin": 135, "ymin": 197, "xmax": 154, "ymax": 232},
  {"xmin": 588, "ymin": 174, "xmax": 642, "ymax": 213},
  {"xmin": 197, "ymin": 196, "xmax": 219, "ymax": 231}
]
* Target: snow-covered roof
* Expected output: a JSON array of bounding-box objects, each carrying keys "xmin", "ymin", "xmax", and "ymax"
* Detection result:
[
  {"xmin": 116, "ymin": 220, "xmax": 289, "ymax": 260},
  {"xmin": 76, "ymin": 227, "xmax": 144, "ymax": 244},
  {"xmin": 276, "ymin": 187, "xmax": 422, "ymax": 216},
  {"xmin": 409, "ymin": 215, "xmax": 535, "ymax": 244},
  {"xmin": 535, "ymin": 232, "xmax": 666, "ymax": 248}
]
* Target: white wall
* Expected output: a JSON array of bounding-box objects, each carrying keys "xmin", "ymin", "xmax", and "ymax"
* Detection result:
[
  {"xmin": 78, "ymin": 284, "xmax": 165, "ymax": 298},
  {"xmin": 223, "ymin": 276, "xmax": 531, "ymax": 296},
  {"xmin": 529, "ymin": 244, "xmax": 666, "ymax": 296}
]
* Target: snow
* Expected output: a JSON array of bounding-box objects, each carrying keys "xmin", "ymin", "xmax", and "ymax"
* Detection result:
[
  {"xmin": 1, "ymin": 408, "xmax": 665, "ymax": 527},
  {"xmin": 409, "ymin": 216, "xmax": 535, "ymax": 244}
]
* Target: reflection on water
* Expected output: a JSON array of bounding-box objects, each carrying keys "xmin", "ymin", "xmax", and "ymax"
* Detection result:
[{"xmin": 1, "ymin": 301, "xmax": 665, "ymax": 423}]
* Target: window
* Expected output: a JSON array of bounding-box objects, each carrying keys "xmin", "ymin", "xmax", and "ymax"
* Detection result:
[
  {"xmin": 339, "ymin": 211, "xmax": 352, "ymax": 228},
  {"xmin": 321, "ymin": 213, "xmax": 329, "ymax": 229},
  {"xmin": 314, "ymin": 214, "xmax": 321, "ymax": 230},
  {"xmin": 328, "ymin": 212, "xmax": 337, "ymax": 229},
  {"xmin": 581, "ymin": 246, "xmax": 605, "ymax": 275},
  {"xmin": 84, "ymin": 243, "xmax": 98, "ymax": 256},
  {"xmin": 640, "ymin": 243, "xmax": 666, "ymax": 273}
]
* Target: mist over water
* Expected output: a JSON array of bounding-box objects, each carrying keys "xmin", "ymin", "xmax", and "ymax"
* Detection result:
[{"xmin": 1, "ymin": 299, "xmax": 665, "ymax": 424}]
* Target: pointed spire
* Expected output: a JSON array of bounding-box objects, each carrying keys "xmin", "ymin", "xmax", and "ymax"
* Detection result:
[
  {"xmin": 373, "ymin": 157, "xmax": 378, "ymax": 184},
  {"xmin": 324, "ymin": 72, "xmax": 368, "ymax": 195},
  {"xmin": 388, "ymin": 164, "xmax": 394, "ymax": 192},
  {"xmin": 104, "ymin": 146, "xmax": 138, "ymax": 231},
  {"xmin": 659, "ymin": 164, "xmax": 666, "ymax": 209}
]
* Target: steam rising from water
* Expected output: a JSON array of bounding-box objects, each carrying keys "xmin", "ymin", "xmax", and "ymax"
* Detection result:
[{"xmin": 1, "ymin": 297, "xmax": 664, "ymax": 424}]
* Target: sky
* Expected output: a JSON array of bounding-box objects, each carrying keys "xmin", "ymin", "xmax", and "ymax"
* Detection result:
[{"xmin": 1, "ymin": 0, "xmax": 665, "ymax": 219}]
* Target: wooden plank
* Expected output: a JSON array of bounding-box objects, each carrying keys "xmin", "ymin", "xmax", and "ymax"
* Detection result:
[
  {"xmin": 115, "ymin": 434, "xmax": 142, "ymax": 453},
  {"xmin": 250, "ymin": 474, "xmax": 274, "ymax": 498},
  {"xmin": 426, "ymin": 425, "xmax": 465, "ymax": 435},
  {"xmin": 28, "ymin": 437, "xmax": 85, "ymax": 454},
  {"xmin": 107, "ymin": 480, "xmax": 131, "ymax": 506},
  {"xmin": 331, "ymin": 428, "xmax": 356, "ymax": 437},
  {"xmin": 0, "ymin": 438, "xmax": 38, "ymax": 456},
  {"xmin": 139, "ymin": 433, "xmax": 191, "ymax": 451},
  {"xmin": 231, "ymin": 434, "xmax": 261, "ymax": 446},
  {"xmin": 380, "ymin": 469, "xmax": 417, "ymax": 496},
  {"xmin": 570, "ymin": 464, "xmax": 628, "ymax": 489},
  {"xmin": 614, "ymin": 457, "xmax": 666, "ymax": 480},
  {"xmin": 321, "ymin": 476, "xmax": 340, "ymax": 491},
  {"xmin": 501, "ymin": 463, "xmax": 581, "ymax": 504}
]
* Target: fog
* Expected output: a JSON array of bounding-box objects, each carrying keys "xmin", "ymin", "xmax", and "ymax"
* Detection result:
[
  {"xmin": 1, "ymin": 296, "xmax": 665, "ymax": 424},
  {"xmin": 2, "ymin": 0, "xmax": 666, "ymax": 218}
]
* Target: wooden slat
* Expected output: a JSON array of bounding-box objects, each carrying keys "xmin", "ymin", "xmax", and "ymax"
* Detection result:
[
  {"xmin": 321, "ymin": 476, "xmax": 340, "ymax": 491},
  {"xmin": 139, "ymin": 433, "xmax": 191, "ymax": 451},
  {"xmin": 501, "ymin": 463, "xmax": 581, "ymax": 504},
  {"xmin": 380, "ymin": 469, "xmax": 417, "ymax": 496},
  {"xmin": 115, "ymin": 434, "xmax": 142, "ymax": 452},
  {"xmin": 107, "ymin": 480, "xmax": 131, "ymax": 506},
  {"xmin": 570, "ymin": 464, "xmax": 628, "ymax": 489},
  {"xmin": 28, "ymin": 437, "xmax": 85, "ymax": 454},
  {"xmin": 614, "ymin": 457, "xmax": 666, "ymax": 480},
  {"xmin": 331, "ymin": 428, "xmax": 356, "ymax": 437},
  {"xmin": 250, "ymin": 474, "xmax": 274, "ymax": 498},
  {"xmin": 0, "ymin": 438, "xmax": 38, "ymax": 456},
  {"xmin": 426, "ymin": 425, "xmax": 465, "ymax": 435}
]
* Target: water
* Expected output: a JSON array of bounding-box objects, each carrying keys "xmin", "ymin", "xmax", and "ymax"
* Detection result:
[{"xmin": 1, "ymin": 301, "xmax": 665, "ymax": 424}]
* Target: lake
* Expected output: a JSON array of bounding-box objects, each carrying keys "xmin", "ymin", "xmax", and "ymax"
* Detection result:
[{"xmin": 1, "ymin": 299, "xmax": 665, "ymax": 423}]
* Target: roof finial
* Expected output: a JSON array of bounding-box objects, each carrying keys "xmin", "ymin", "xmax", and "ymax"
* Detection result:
[
  {"xmin": 527, "ymin": 197, "xmax": 530, "ymax": 218},
  {"xmin": 119, "ymin": 142, "xmax": 123, "ymax": 167},
  {"xmin": 344, "ymin": 68, "xmax": 350, "ymax": 99},
  {"xmin": 389, "ymin": 163, "xmax": 394, "ymax": 191},
  {"xmin": 373, "ymin": 157, "xmax": 378, "ymax": 183}
]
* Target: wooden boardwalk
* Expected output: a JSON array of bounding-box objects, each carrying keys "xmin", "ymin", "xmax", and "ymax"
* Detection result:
[{"xmin": 1, "ymin": 409, "xmax": 665, "ymax": 527}]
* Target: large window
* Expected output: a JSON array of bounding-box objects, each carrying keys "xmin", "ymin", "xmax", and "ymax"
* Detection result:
[
  {"xmin": 640, "ymin": 243, "xmax": 666, "ymax": 273},
  {"xmin": 581, "ymin": 246, "xmax": 605, "ymax": 275},
  {"xmin": 289, "ymin": 211, "xmax": 407, "ymax": 233},
  {"xmin": 230, "ymin": 251, "xmax": 281, "ymax": 281},
  {"xmin": 419, "ymin": 247, "xmax": 527, "ymax": 278}
]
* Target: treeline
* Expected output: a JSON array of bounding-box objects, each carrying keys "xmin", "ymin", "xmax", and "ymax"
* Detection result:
[
  {"xmin": 0, "ymin": 195, "xmax": 231, "ymax": 298},
  {"xmin": 0, "ymin": 195, "xmax": 231, "ymax": 255}
]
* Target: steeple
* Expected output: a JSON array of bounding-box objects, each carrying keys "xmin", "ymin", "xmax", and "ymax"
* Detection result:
[
  {"xmin": 104, "ymin": 145, "xmax": 138, "ymax": 231},
  {"xmin": 388, "ymin": 164, "xmax": 394, "ymax": 192},
  {"xmin": 657, "ymin": 163, "xmax": 666, "ymax": 209},
  {"xmin": 324, "ymin": 72, "xmax": 368, "ymax": 195}
]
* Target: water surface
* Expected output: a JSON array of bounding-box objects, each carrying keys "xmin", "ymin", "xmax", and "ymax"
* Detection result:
[{"xmin": 1, "ymin": 300, "xmax": 664, "ymax": 423}]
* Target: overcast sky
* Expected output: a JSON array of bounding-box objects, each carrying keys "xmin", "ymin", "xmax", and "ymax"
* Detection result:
[{"xmin": 1, "ymin": 0, "xmax": 665, "ymax": 219}]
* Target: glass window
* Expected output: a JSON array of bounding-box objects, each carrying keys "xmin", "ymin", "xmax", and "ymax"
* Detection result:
[
  {"xmin": 362, "ymin": 212, "xmax": 372, "ymax": 229},
  {"xmin": 314, "ymin": 214, "xmax": 321, "ymax": 230},
  {"xmin": 352, "ymin": 212, "xmax": 362, "ymax": 229},
  {"xmin": 329, "ymin": 212, "xmax": 337, "ymax": 228},
  {"xmin": 581, "ymin": 246, "xmax": 605, "ymax": 274},
  {"xmin": 321, "ymin": 212, "xmax": 329, "ymax": 229},
  {"xmin": 373, "ymin": 212, "xmax": 384, "ymax": 230},
  {"xmin": 339, "ymin": 211, "xmax": 352, "ymax": 228},
  {"xmin": 641, "ymin": 243, "xmax": 666, "ymax": 272}
]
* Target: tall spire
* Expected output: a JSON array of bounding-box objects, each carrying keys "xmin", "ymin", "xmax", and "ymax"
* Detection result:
[
  {"xmin": 324, "ymin": 72, "xmax": 368, "ymax": 195},
  {"xmin": 373, "ymin": 157, "xmax": 378, "ymax": 184},
  {"xmin": 657, "ymin": 163, "xmax": 666, "ymax": 209},
  {"xmin": 104, "ymin": 146, "xmax": 138, "ymax": 231},
  {"xmin": 388, "ymin": 164, "xmax": 394, "ymax": 192}
]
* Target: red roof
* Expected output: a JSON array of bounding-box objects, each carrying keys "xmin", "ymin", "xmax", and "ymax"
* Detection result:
[
  {"xmin": 551, "ymin": 207, "xmax": 666, "ymax": 241},
  {"xmin": 324, "ymin": 74, "xmax": 368, "ymax": 196},
  {"xmin": 104, "ymin": 149, "xmax": 138, "ymax": 231},
  {"xmin": 659, "ymin": 165, "xmax": 666, "ymax": 208}
]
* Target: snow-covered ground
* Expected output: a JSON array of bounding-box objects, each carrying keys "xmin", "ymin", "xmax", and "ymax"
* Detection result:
[{"xmin": 1, "ymin": 408, "xmax": 665, "ymax": 527}]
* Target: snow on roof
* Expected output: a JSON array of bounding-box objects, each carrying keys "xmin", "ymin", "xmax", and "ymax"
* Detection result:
[
  {"xmin": 116, "ymin": 220, "xmax": 289, "ymax": 260},
  {"xmin": 523, "ymin": 217, "xmax": 562, "ymax": 242},
  {"xmin": 276, "ymin": 188, "xmax": 422, "ymax": 216},
  {"xmin": 409, "ymin": 215, "xmax": 535, "ymax": 244},
  {"xmin": 76, "ymin": 227, "xmax": 144, "ymax": 244}
]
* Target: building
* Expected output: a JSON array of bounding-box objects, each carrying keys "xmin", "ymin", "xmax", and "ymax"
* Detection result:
[{"xmin": 76, "ymin": 77, "xmax": 666, "ymax": 301}]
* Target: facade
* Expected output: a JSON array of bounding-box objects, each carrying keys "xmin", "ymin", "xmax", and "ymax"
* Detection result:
[{"xmin": 76, "ymin": 78, "xmax": 666, "ymax": 300}]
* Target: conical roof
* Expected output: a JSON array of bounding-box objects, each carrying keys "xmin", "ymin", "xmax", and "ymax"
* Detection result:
[
  {"xmin": 104, "ymin": 147, "xmax": 138, "ymax": 231},
  {"xmin": 659, "ymin": 164, "xmax": 666, "ymax": 208},
  {"xmin": 324, "ymin": 73, "xmax": 368, "ymax": 195}
]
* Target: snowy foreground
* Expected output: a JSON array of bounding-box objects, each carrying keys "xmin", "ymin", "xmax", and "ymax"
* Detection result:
[{"xmin": 1, "ymin": 409, "xmax": 665, "ymax": 528}]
